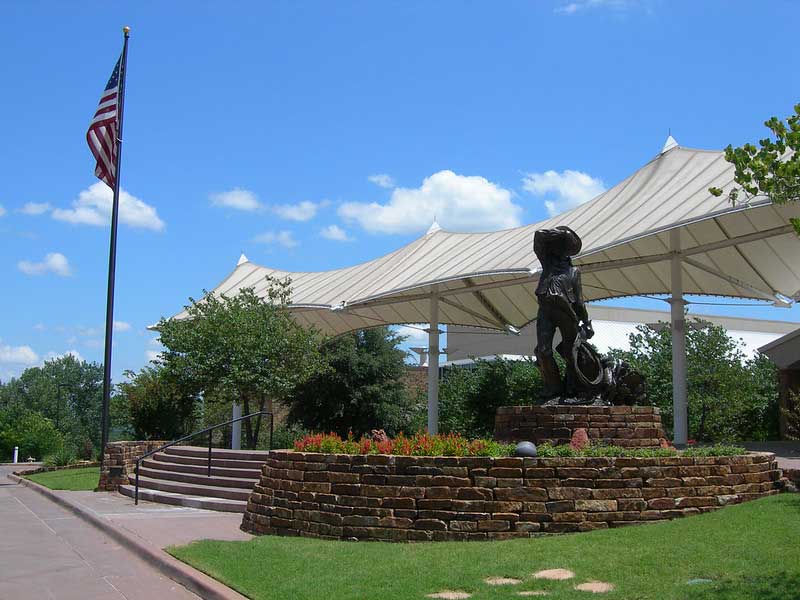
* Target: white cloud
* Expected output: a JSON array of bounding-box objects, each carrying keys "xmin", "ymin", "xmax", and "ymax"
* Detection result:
[
  {"xmin": 33, "ymin": 323, "xmax": 46, "ymax": 332},
  {"xmin": 393, "ymin": 324, "xmax": 429, "ymax": 346},
  {"xmin": 273, "ymin": 201, "xmax": 319, "ymax": 222},
  {"xmin": 555, "ymin": 0, "xmax": 640, "ymax": 15},
  {"xmin": 53, "ymin": 183, "xmax": 165, "ymax": 231},
  {"xmin": 339, "ymin": 170, "xmax": 522, "ymax": 234},
  {"xmin": 320, "ymin": 224, "xmax": 353, "ymax": 242},
  {"xmin": 211, "ymin": 188, "xmax": 263, "ymax": 212},
  {"xmin": 44, "ymin": 349, "xmax": 83, "ymax": 362},
  {"xmin": 18, "ymin": 252, "xmax": 72, "ymax": 277},
  {"xmin": 0, "ymin": 205, "xmax": 6, "ymax": 217},
  {"xmin": 113, "ymin": 320, "xmax": 131, "ymax": 332},
  {"xmin": 19, "ymin": 202, "xmax": 52, "ymax": 216},
  {"xmin": 0, "ymin": 341, "xmax": 39, "ymax": 365},
  {"xmin": 145, "ymin": 350, "xmax": 161, "ymax": 362},
  {"xmin": 368, "ymin": 174, "xmax": 395, "ymax": 189},
  {"xmin": 522, "ymin": 169, "xmax": 605, "ymax": 216},
  {"xmin": 252, "ymin": 230, "xmax": 298, "ymax": 248}
]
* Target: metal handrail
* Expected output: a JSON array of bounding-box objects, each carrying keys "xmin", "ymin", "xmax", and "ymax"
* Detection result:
[{"xmin": 134, "ymin": 410, "xmax": 273, "ymax": 505}]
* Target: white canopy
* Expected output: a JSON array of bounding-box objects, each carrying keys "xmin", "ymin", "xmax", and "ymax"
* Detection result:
[
  {"xmin": 165, "ymin": 139, "xmax": 800, "ymax": 442},
  {"xmin": 170, "ymin": 142, "xmax": 800, "ymax": 334}
]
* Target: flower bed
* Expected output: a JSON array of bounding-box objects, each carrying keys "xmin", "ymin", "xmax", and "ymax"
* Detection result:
[
  {"xmin": 292, "ymin": 432, "xmax": 747, "ymax": 459},
  {"xmin": 294, "ymin": 432, "xmax": 514, "ymax": 457},
  {"xmin": 241, "ymin": 449, "xmax": 787, "ymax": 541}
]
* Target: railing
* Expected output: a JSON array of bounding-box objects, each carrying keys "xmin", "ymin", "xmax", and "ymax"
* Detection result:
[{"xmin": 134, "ymin": 411, "xmax": 273, "ymax": 505}]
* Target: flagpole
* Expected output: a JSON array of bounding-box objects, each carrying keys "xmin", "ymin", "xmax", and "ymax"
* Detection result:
[{"xmin": 99, "ymin": 26, "xmax": 130, "ymax": 467}]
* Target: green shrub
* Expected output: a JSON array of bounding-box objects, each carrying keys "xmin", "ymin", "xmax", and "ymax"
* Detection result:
[
  {"xmin": 0, "ymin": 408, "xmax": 64, "ymax": 461},
  {"xmin": 438, "ymin": 357, "xmax": 543, "ymax": 438},
  {"xmin": 44, "ymin": 445, "xmax": 78, "ymax": 467},
  {"xmin": 271, "ymin": 424, "xmax": 309, "ymax": 449},
  {"xmin": 116, "ymin": 366, "xmax": 198, "ymax": 440}
]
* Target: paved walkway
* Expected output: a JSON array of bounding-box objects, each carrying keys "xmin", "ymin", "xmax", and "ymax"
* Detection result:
[{"xmin": 0, "ymin": 465, "xmax": 201, "ymax": 599}]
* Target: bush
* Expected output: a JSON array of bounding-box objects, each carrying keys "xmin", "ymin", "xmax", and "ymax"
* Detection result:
[
  {"xmin": 116, "ymin": 366, "xmax": 198, "ymax": 440},
  {"xmin": 533, "ymin": 442, "xmax": 746, "ymax": 458},
  {"xmin": 0, "ymin": 408, "xmax": 64, "ymax": 461},
  {"xmin": 438, "ymin": 357, "xmax": 543, "ymax": 438},
  {"xmin": 44, "ymin": 445, "xmax": 77, "ymax": 467},
  {"xmin": 271, "ymin": 424, "xmax": 309, "ymax": 449},
  {"xmin": 293, "ymin": 431, "xmax": 515, "ymax": 457},
  {"xmin": 284, "ymin": 328, "xmax": 417, "ymax": 437}
]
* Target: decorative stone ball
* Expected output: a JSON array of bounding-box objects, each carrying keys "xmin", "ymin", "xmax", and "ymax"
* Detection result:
[{"xmin": 514, "ymin": 441, "xmax": 537, "ymax": 457}]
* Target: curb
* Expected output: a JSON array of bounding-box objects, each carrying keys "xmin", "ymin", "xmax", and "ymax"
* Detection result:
[{"xmin": 8, "ymin": 473, "xmax": 249, "ymax": 600}]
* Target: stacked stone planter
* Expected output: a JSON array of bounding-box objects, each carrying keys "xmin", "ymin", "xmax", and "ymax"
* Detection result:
[
  {"xmin": 494, "ymin": 405, "xmax": 665, "ymax": 448},
  {"xmin": 98, "ymin": 440, "xmax": 166, "ymax": 491},
  {"xmin": 240, "ymin": 450, "xmax": 785, "ymax": 541}
]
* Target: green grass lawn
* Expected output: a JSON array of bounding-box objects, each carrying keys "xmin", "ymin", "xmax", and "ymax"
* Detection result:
[
  {"xmin": 169, "ymin": 494, "xmax": 800, "ymax": 600},
  {"xmin": 24, "ymin": 466, "xmax": 99, "ymax": 491}
]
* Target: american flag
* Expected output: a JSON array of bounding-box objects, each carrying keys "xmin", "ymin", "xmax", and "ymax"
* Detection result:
[{"xmin": 87, "ymin": 56, "xmax": 122, "ymax": 188}]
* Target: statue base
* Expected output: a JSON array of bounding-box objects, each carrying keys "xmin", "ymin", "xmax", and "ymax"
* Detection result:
[{"xmin": 494, "ymin": 405, "xmax": 665, "ymax": 448}]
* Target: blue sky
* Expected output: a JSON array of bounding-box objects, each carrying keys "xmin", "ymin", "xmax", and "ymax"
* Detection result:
[{"xmin": 2, "ymin": 0, "xmax": 799, "ymax": 381}]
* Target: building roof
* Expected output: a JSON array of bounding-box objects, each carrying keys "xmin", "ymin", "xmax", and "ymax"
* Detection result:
[
  {"xmin": 758, "ymin": 327, "xmax": 800, "ymax": 369},
  {"xmin": 446, "ymin": 305, "xmax": 799, "ymax": 361},
  {"xmin": 165, "ymin": 141, "xmax": 800, "ymax": 335}
]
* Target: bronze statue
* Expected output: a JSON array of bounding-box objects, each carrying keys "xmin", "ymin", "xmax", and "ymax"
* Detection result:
[{"xmin": 533, "ymin": 227, "xmax": 646, "ymax": 405}]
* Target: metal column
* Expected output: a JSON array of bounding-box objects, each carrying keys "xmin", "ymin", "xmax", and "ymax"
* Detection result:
[
  {"xmin": 231, "ymin": 402, "xmax": 242, "ymax": 450},
  {"xmin": 427, "ymin": 291, "xmax": 440, "ymax": 435},
  {"xmin": 670, "ymin": 229, "xmax": 688, "ymax": 446}
]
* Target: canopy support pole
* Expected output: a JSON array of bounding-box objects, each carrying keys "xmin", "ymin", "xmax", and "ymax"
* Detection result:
[
  {"xmin": 427, "ymin": 290, "xmax": 440, "ymax": 435},
  {"xmin": 231, "ymin": 402, "xmax": 242, "ymax": 450},
  {"xmin": 670, "ymin": 229, "xmax": 688, "ymax": 446}
]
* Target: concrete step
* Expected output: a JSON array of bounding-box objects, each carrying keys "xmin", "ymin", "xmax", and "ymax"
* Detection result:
[
  {"xmin": 151, "ymin": 452, "xmax": 262, "ymax": 471},
  {"xmin": 130, "ymin": 475, "xmax": 251, "ymax": 501},
  {"xmin": 119, "ymin": 485, "xmax": 247, "ymax": 513},
  {"xmin": 141, "ymin": 457, "xmax": 262, "ymax": 479},
  {"xmin": 164, "ymin": 445, "xmax": 271, "ymax": 462},
  {"xmin": 136, "ymin": 465, "xmax": 258, "ymax": 489}
]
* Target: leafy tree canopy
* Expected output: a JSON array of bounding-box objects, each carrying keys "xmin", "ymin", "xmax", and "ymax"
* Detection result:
[
  {"xmin": 284, "ymin": 327, "xmax": 417, "ymax": 437},
  {"xmin": 608, "ymin": 319, "xmax": 778, "ymax": 442},
  {"xmin": 155, "ymin": 279, "xmax": 326, "ymax": 447},
  {"xmin": 0, "ymin": 355, "xmax": 103, "ymax": 457},
  {"xmin": 114, "ymin": 365, "xmax": 198, "ymax": 440},
  {"xmin": 710, "ymin": 103, "xmax": 800, "ymax": 236}
]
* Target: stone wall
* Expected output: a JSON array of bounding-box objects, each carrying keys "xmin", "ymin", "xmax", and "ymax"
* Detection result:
[
  {"xmin": 241, "ymin": 450, "xmax": 785, "ymax": 541},
  {"xmin": 98, "ymin": 441, "xmax": 166, "ymax": 491},
  {"xmin": 494, "ymin": 405, "xmax": 665, "ymax": 448}
]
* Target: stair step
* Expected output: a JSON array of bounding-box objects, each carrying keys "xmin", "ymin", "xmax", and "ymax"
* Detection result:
[
  {"xmin": 152, "ymin": 452, "xmax": 262, "ymax": 470},
  {"xmin": 142, "ymin": 457, "xmax": 262, "ymax": 479},
  {"xmin": 131, "ymin": 475, "xmax": 251, "ymax": 501},
  {"xmin": 136, "ymin": 466, "xmax": 258, "ymax": 489},
  {"xmin": 164, "ymin": 445, "xmax": 271, "ymax": 462},
  {"xmin": 119, "ymin": 485, "xmax": 247, "ymax": 513}
]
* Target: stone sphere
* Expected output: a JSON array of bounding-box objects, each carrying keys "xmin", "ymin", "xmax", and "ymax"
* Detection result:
[{"xmin": 514, "ymin": 441, "xmax": 537, "ymax": 457}]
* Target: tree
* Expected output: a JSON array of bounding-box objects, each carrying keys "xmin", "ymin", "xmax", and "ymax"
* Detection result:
[
  {"xmin": 284, "ymin": 327, "xmax": 418, "ymax": 437},
  {"xmin": 710, "ymin": 103, "xmax": 800, "ymax": 236},
  {"xmin": 114, "ymin": 366, "xmax": 198, "ymax": 440},
  {"xmin": 0, "ymin": 355, "xmax": 103, "ymax": 457},
  {"xmin": 155, "ymin": 279, "xmax": 326, "ymax": 448},
  {"xmin": 0, "ymin": 406, "xmax": 64, "ymax": 461},
  {"xmin": 608, "ymin": 320, "xmax": 780, "ymax": 442},
  {"xmin": 438, "ymin": 357, "xmax": 544, "ymax": 438}
]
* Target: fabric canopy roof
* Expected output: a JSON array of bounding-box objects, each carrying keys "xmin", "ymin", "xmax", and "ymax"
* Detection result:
[{"xmin": 167, "ymin": 141, "xmax": 800, "ymax": 335}]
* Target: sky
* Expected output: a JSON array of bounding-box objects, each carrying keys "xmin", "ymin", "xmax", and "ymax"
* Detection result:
[{"xmin": 2, "ymin": 0, "xmax": 799, "ymax": 381}]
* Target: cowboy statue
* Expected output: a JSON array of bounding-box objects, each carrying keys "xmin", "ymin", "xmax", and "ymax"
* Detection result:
[{"xmin": 533, "ymin": 226, "xmax": 646, "ymax": 405}]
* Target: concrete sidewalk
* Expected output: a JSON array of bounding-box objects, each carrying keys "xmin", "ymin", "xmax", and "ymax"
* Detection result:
[
  {"xmin": 2, "ymin": 465, "xmax": 252, "ymax": 599},
  {"xmin": 0, "ymin": 465, "xmax": 200, "ymax": 600},
  {"xmin": 48, "ymin": 487, "xmax": 252, "ymax": 550}
]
